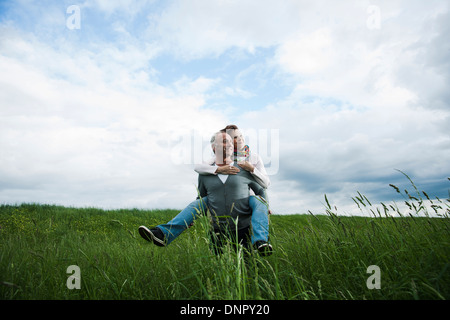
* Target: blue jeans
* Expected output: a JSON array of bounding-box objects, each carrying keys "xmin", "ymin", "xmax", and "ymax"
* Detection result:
[
  {"xmin": 248, "ymin": 195, "xmax": 270, "ymax": 244},
  {"xmin": 157, "ymin": 196, "xmax": 270, "ymax": 245}
]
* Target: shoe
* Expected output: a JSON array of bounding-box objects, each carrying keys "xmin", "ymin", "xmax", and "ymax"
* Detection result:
[
  {"xmin": 254, "ymin": 241, "xmax": 273, "ymax": 256},
  {"xmin": 138, "ymin": 226, "xmax": 166, "ymax": 247}
]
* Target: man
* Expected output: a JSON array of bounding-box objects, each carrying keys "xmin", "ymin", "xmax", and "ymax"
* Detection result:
[
  {"xmin": 139, "ymin": 131, "xmax": 272, "ymax": 255},
  {"xmin": 197, "ymin": 131, "xmax": 268, "ymax": 254},
  {"xmin": 194, "ymin": 124, "xmax": 271, "ymax": 250}
]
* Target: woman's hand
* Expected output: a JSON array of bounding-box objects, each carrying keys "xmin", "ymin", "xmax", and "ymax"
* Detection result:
[{"xmin": 237, "ymin": 161, "xmax": 254, "ymax": 173}]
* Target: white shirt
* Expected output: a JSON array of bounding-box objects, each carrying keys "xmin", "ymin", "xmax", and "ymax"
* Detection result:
[{"xmin": 217, "ymin": 174, "xmax": 229, "ymax": 184}]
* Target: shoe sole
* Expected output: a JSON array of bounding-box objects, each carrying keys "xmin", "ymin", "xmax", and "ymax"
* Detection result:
[
  {"xmin": 257, "ymin": 243, "xmax": 273, "ymax": 256},
  {"xmin": 138, "ymin": 226, "xmax": 166, "ymax": 247}
]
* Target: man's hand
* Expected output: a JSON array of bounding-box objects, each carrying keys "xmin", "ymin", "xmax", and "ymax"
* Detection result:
[
  {"xmin": 216, "ymin": 165, "xmax": 240, "ymax": 175},
  {"xmin": 237, "ymin": 161, "xmax": 254, "ymax": 173}
]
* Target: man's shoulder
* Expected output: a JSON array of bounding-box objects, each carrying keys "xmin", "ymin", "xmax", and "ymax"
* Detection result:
[
  {"xmin": 198, "ymin": 173, "xmax": 219, "ymax": 182},
  {"xmin": 233, "ymin": 167, "xmax": 255, "ymax": 182}
]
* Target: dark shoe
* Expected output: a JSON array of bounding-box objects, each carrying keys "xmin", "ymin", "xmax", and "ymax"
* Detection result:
[
  {"xmin": 139, "ymin": 226, "xmax": 166, "ymax": 247},
  {"xmin": 254, "ymin": 241, "xmax": 273, "ymax": 256}
]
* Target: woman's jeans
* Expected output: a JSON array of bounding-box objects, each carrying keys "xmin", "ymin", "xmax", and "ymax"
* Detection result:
[{"xmin": 157, "ymin": 196, "xmax": 270, "ymax": 245}]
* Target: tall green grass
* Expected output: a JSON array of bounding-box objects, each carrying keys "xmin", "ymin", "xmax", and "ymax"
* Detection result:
[{"xmin": 1, "ymin": 177, "xmax": 449, "ymax": 300}]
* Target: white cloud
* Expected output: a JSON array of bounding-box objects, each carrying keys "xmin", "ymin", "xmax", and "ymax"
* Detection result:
[
  {"xmin": 0, "ymin": 25, "xmax": 227, "ymax": 209},
  {"xmin": 238, "ymin": 93, "xmax": 449, "ymax": 214},
  {"xmin": 1, "ymin": 0, "xmax": 449, "ymax": 216},
  {"xmin": 150, "ymin": 0, "xmax": 303, "ymax": 59},
  {"xmin": 276, "ymin": 28, "xmax": 333, "ymax": 75},
  {"xmin": 82, "ymin": 0, "xmax": 152, "ymax": 17}
]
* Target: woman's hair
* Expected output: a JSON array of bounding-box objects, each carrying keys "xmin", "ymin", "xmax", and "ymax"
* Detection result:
[
  {"xmin": 223, "ymin": 124, "xmax": 239, "ymax": 130},
  {"xmin": 210, "ymin": 125, "xmax": 239, "ymax": 145}
]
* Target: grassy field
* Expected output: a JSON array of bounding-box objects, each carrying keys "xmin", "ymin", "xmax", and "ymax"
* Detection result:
[{"xmin": 1, "ymin": 185, "xmax": 449, "ymax": 300}]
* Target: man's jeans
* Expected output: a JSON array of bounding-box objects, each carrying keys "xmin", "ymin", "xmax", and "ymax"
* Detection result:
[{"xmin": 157, "ymin": 196, "xmax": 270, "ymax": 245}]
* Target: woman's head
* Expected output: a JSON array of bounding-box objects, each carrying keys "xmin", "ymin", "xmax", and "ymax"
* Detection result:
[{"xmin": 223, "ymin": 124, "xmax": 245, "ymax": 151}]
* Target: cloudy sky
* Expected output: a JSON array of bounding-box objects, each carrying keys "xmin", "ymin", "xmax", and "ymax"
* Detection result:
[{"xmin": 0, "ymin": 0, "xmax": 449, "ymax": 216}]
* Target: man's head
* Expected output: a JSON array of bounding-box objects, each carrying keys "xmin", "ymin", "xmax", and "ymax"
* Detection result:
[
  {"xmin": 210, "ymin": 131, "xmax": 234, "ymax": 163},
  {"xmin": 223, "ymin": 124, "xmax": 245, "ymax": 151}
]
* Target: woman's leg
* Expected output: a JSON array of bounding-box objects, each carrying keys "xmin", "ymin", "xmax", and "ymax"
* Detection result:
[{"xmin": 249, "ymin": 195, "xmax": 270, "ymax": 244}]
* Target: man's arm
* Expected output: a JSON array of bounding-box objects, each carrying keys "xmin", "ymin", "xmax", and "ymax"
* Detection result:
[
  {"xmin": 248, "ymin": 180, "xmax": 272, "ymax": 213},
  {"xmin": 248, "ymin": 180, "xmax": 268, "ymax": 202},
  {"xmin": 196, "ymin": 175, "xmax": 208, "ymax": 199}
]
